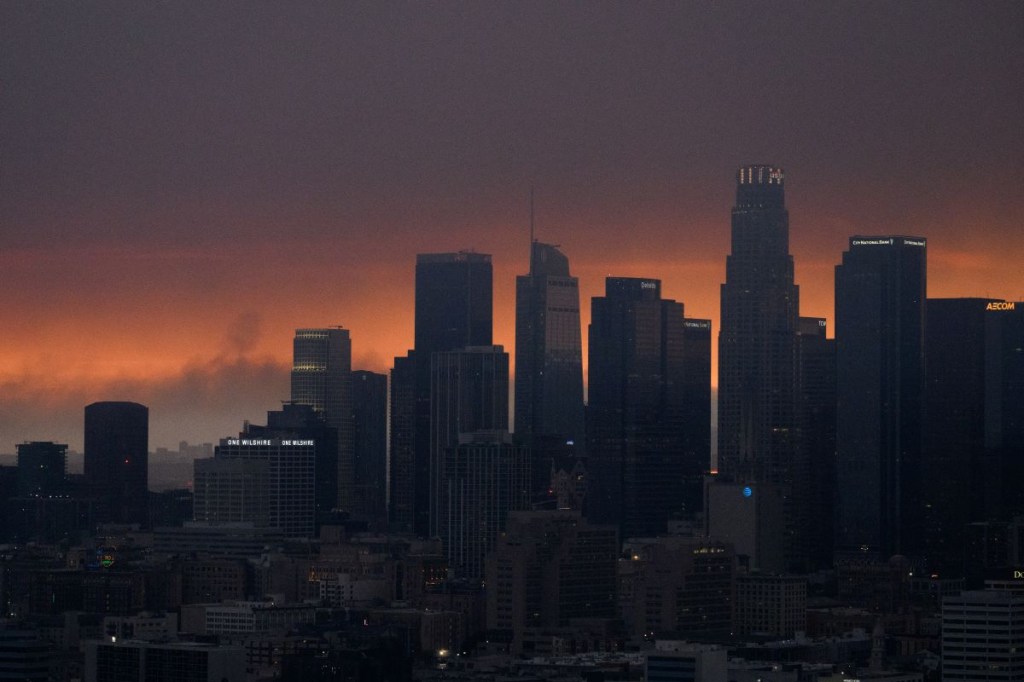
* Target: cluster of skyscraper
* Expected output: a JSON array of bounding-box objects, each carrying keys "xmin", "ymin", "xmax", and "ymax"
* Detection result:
[
  {"xmin": 711, "ymin": 165, "xmax": 1024, "ymax": 577},
  {"xmin": 28, "ymin": 165, "xmax": 1022, "ymax": 583}
]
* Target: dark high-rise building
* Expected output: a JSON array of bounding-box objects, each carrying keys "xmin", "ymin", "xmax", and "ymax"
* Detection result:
[
  {"xmin": 290, "ymin": 327, "xmax": 353, "ymax": 512},
  {"xmin": 718, "ymin": 164, "xmax": 799, "ymax": 485},
  {"xmin": 429, "ymin": 345, "xmax": 509, "ymax": 536},
  {"xmin": 923, "ymin": 298, "xmax": 991, "ymax": 573},
  {"xmin": 352, "ymin": 370, "xmax": 388, "ymax": 528},
  {"xmin": 84, "ymin": 401, "xmax": 149, "ymax": 526},
  {"xmin": 681, "ymin": 318, "xmax": 712, "ymax": 511},
  {"xmin": 587, "ymin": 277, "xmax": 688, "ymax": 538},
  {"xmin": 16, "ymin": 442, "xmax": 67, "ymax": 497},
  {"xmin": 389, "ymin": 354, "xmax": 418, "ymax": 533},
  {"xmin": 835, "ymin": 236, "xmax": 926, "ymax": 558},
  {"xmin": 414, "ymin": 252, "xmax": 493, "ymax": 355},
  {"xmin": 390, "ymin": 252, "xmax": 494, "ymax": 537},
  {"xmin": 514, "ymin": 241, "xmax": 585, "ymax": 494},
  {"xmin": 984, "ymin": 301, "xmax": 1024, "ymax": 522},
  {"xmin": 796, "ymin": 317, "xmax": 836, "ymax": 570}
]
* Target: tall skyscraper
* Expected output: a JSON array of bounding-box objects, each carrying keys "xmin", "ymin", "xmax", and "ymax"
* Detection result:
[
  {"xmin": 390, "ymin": 252, "xmax": 494, "ymax": 536},
  {"xmin": 84, "ymin": 401, "xmax": 149, "ymax": 526},
  {"xmin": 352, "ymin": 370, "xmax": 388, "ymax": 528},
  {"xmin": 835, "ymin": 236, "xmax": 926, "ymax": 558},
  {"xmin": 681, "ymin": 318, "xmax": 712, "ymax": 511},
  {"xmin": 984, "ymin": 301, "xmax": 1024, "ymax": 521},
  {"xmin": 796, "ymin": 317, "xmax": 836, "ymax": 570},
  {"xmin": 429, "ymin": 345, "xmax": 509, "ymax": 536},
  {"xmin": 717, "ymin": 164, "xmax": 799, "ymax": 485},
  {"xmin": 920, "ymin": 297, "xmax": 1024, "ymax": 567},
  {"xmin": 414, "ymin": 252, "xmax": 493, "ymax": 355},
  {"xmin": 923, "ymin": 298, "xmax": 991, "ymax": 572},
  {"xmin": 389, "ymin": 354, "xmax": 418, "ymax": 533},
  {"xmin": 290, "ymin": 327, "xmax": 353, "ymax": 512},
  {"xmin": 587, "ymin": 277, "xmax": 689, "ymax": 538},
  {"xmin": 514, "ymin": 241, "xmax": 585, "ymax": 495}
]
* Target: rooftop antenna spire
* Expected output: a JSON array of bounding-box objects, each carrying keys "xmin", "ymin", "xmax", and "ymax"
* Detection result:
[
  {"xmin": 530, "ymin": 186, "xmax": 535, "ymax": 245},
  {"xmin": 528, "ymin": 186, "xmax": 536, "ymax": 273}
]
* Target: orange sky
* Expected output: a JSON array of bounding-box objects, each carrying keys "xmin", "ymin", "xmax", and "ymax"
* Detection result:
[{"xmin": 1, "ymin": 195, "xmax": 1021, "ymax": 452}]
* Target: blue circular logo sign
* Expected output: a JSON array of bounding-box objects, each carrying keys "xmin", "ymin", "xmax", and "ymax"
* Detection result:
[{"xmin": 742, "ymin": 486, "xmax": 753, "ymax": 498}]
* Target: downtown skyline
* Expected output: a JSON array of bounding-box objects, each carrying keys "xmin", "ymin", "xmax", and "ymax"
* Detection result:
[{"xmin": 2, "ymin": 2, "xmax": 1021, "ymax": 451}]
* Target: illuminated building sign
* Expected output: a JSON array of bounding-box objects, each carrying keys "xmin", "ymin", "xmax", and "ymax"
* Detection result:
[
  {"xmin": 1014, "ymin": 569, "xmax": 1023, "ymax": 579},
  {"xmin": 850, "ymin": 237, "xmax": 925, "ymax": 247},
  {"xmin": 743, "ymin": 486, "xmax": 753, "ymax": 498},
  {"xmin": 223, "ymin": 438, "xmax": 314, "ymax": 447},
  {"xmin": 987, "ymin": 302, "xmax": 1016, "ymax": 311},
  {"xmin": 641, "ymin": 281, "xmax": 657, "ymax": 290},
  {"xmin": 684, "ymin": 320, "xmax": 712, "ymax": 329}
]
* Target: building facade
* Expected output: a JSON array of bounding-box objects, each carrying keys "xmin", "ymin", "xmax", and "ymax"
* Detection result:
[
  {"xmin": 717, "ymin": 165, "xmax": 799, "ymax": 486},
  {"xmin": 391, "ymin": 252, "xmax": 493, "ymax": 537},
  {"xmin": 429, "ymin": 345, "xmax": 509, "ymax": 536},
  {"xmin": 619, "ymin": 536, "xmax": 735, "ymax": 640},
  {"xmin": 84, "ymin": 401, "xmax": 149, "ymax": 526},
  {"xmin": 797, "ymin": 317, "xmax": 836, "ymax": 571},
  {"xmin": 835, "ymin": 236, "xmax": 926, "ymax": 558},
  {"xmin": 485, "ymin": 511, "xmax": 618, "ymax": 653},
  {"xmin": 207, "ymin": 437, "xmax": 316, "ymax": 538},
  {"xmin": 290, "ymin": 327, "xmax": 353, "ymax": 512},
  {"xmin": 587, "ymin": 277, "xmax": 688, "ymax": 538},
  {"xmin": 352, "ymin": 370, "xmax": 388, "ymax": 527},
  {"xmin": 733, "ymin": 574, "xmax": 807, "ymax": 638},
  {"xmin": 514, "ymin": 241, "xmax": 586, "ymax": 496},
  {"xmin": 942, "ymin": 589, "xmax": 1024, "ymax": 681},
  {"xmin": 16, "ymin": 441, "xmax": 67, "ymax": 497},
  {"xmin": 441, "ymin": 431, "xmax": 530, "ymax": 582}
]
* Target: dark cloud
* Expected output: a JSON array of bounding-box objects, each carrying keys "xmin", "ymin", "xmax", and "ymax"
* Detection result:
[
  {"xmin": 223, "ymin": 311, "xmax": 263, "ymax": 356},
  {"xmin": 2, "ymin": 2, "xmax": 1020, "ymax": 249}
]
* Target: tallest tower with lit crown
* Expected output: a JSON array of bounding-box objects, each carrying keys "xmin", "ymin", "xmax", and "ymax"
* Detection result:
[{"xmin": 717, "ymin": 165, "xmax": 799, "ymax": 485}]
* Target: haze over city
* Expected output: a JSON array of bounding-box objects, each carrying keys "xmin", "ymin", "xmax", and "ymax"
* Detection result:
[{"xmin": 2, "ymin": 1, "xmax": 1021, "ymax": 451}]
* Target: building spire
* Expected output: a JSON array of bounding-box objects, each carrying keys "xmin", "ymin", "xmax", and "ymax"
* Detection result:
[{"xmin": 529, "ymin": 186, "xmax": 536, "ymax": 274}]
